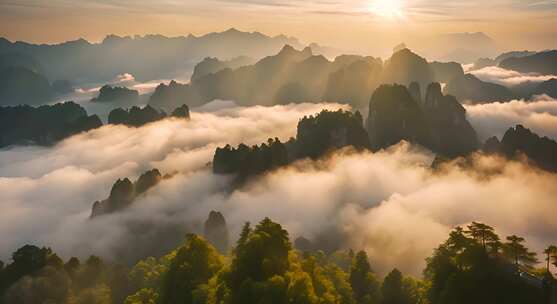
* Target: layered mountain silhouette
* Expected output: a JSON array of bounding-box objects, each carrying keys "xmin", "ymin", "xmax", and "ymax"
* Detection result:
[
  {"xmin": 445, "ymin": 74, "xmax": 515, "ymax": 103},
  {"xmin": 150, "ymin": 47, "xmax": 466, "ymax": 110},
  {"xmin": 484, "ymin": 125, "xmax": 557, "ymax": 173},
  {"xmin": 191, "ymin": 56, "xmax": 255, "ymax": 81},
  {"xmin": 213, "ymin": 109, "xmax": 368, "ymax": 182},
  {"xmin": 0, "ymin": 52, "xmax": 74, "ymax": 105},
  {"xmin": 0, "ymin": 101, "xmax": 191, "ymax": 148},
  {"xmin": 91, "ymin": 85, "xmax": 139, "ymax": 103},
  {"xmin": 499, "ymin": 50, "xmax": 557, "ymax": 75},
  {"xmin": 533, "ymin": 79, "xmax": 557, "ymax": 98},
  {"xmin": 0, "ymin": 102, "xmax": 102, "ymax": 147},
  {"xmin": 368, "ymin": 83, "xmax": 478, "ymax": 157},
  {"xmin": 0, "ymin": 29, "xmax": 304, "ymax": 83},
  {"xmin": 214, "ymin": 83, "xmax": 479, "ymax": 182},
  {"xmin": 108, "ymin": 104, "xmax": 189, "ymax": 127},
  {"xmin": 91, "ymin": 169, "xmax": 163, "ymax": 217},
  {"xmin": 415, "ymin": 32, "xmax": 498, "ymax": 63},
  {"xmin": 470, "ymin": 50, "xmax": 538, "ymax": 71},
  {"xmin": 203, "ymin": 211, "xmax": 230, "ymax": 253},
  {"xmin": 0, "ymin": 66, "xmax": 54, "ymax": 106}
]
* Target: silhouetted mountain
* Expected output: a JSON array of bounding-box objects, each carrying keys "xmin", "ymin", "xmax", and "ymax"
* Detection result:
[
  {"xmin": 191, "ymin": 56, "xmax": 255, "ymax": 81},
  {"xmin": 0, "ymin": 52, "xmax": 43, "ymax": 74},
  {"xmin": 445, "ymin": 74, "xmax": 515, "ymax": 103},
  {"xmin": 150, "ymin": 45, "xmax": 339, "ymax": 109},
  {"xmin": 533, "ymin": 78, "xmax": 557, "ymax": 98},
  {"xmin": 151, "ymin": 47, "xmax": 459, "ymax": 110},
  {"xmin": 107, "ymin": 104, "xmax": 190, "ymax": 127},
  {"xmin": 382, "ymin": 48, "xmax": 434, "ymax": 89},
  {"xmin": 295, "ymin": 109, "xmax": 370, "ymax": 159},
  {"xmin": 171, "ymin": 104, "xmax": 190, "ymax": 119},
  {"xmin": 213, "ymin": 109, "xmax": 368, "ymax": 180},
  {"xmin": 469, "ymin": 50, "xmax": 538, "ymax": 71},
  {"xmin": 323, "ymin": 56, "xmax": 384, "ymax": 109},
  {"xmin": 469, "ymin": 58, "xmax": 497, "ymax": 71},
  {"xmin": 203, "ymin": 211, "xmax": 229, "ymax": 253},
  {"xmin": 213, "ymin": 138, "xmax": 289, "ymax": 179},
  {"xmin": 108, "ymin": 105, "xmax": 166, "ymax": 127},
  {"xmin": 482, "ymin": 136, "xmax": 503, "ymax": 155},
  {"xmin": 0, "ymin": 66, "xmax": 54, "ymax": 105},
  {"xmin": 408, "ymin": 81, "xmax": 422, "ymax": 104},
  {"xmin": 0, "ymin": 29, "xmax": 303, "ymax": 83},
  {"xmin": 367, "ymin": 84, "xmax": 431, "ymax": 150},
  {"xmin": 495, "ymin": 50, "xmax": 538, "ymax": 63},
  {"xmin": 416, "ymin": 32, "xmax": 497, "ymax": 63},
  {"xmin": 92, "ymin": 85, "xmax": 139, "ymax": 103},
  {"xmin": 484, "ymin": 125, "xmax": 557, "ymax": 173},
  {"xmin": 393, "ymin": 43, "xmax": 407, "ymax": 54},
  {"xmin": 429, "ymin": 61, "xmax": 464, "ymax": 83},
  {"xmin": 51, "ymin": 79, "xmax": 74, "ymax": 95},
  {"xmin": 0, "ymin": 101, "xmax": 102, "ymax": 148},
  {"xmin": 422, "ymin": 83, "xmax": 478, "ymax": 156},
  {"xmin": 500, "ymin": 50, "xmax": 557, "ymax": 75},
  {"xmin": 368, "ymin": 83, "xmax": 478, "ymax": 156},
  {"xmin": 91, "ymin": 169, "xmax": 162, "ymax": 217}
]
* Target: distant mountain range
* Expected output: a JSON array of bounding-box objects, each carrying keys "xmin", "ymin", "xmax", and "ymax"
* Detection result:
[
  {"xmin": 0, "ymin": 28, "xmax": 305, "ymax": 84},
  {"xmin": 148, "ymin": 46, "xmax": 464, "ymax": 110},
  {"xmin": 1, "ymin": 28, "xmax": 556, "ymax": 108},
  {"xmin": 413, "ymin": 32, "xmax": 499, "ymax": 63}
]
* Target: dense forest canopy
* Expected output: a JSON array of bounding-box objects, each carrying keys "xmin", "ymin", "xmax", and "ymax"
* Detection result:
[{"xmin": 0, "ymin": 217, "xmax": 555, "ymax": 304}]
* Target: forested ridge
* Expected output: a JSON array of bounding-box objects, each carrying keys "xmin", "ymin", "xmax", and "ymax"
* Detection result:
[{"xmin": 0, "ymin": 217, "xmax": 555, "ymax": 304}]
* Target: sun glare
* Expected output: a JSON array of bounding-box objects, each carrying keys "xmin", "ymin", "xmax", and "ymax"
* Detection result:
[{"xmin": 368, "ymin": 0, "xmax": 404, "ymax": 19}]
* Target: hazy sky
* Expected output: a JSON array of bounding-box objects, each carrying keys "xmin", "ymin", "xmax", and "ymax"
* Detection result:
[{"xmin": 1, "ymin": 0, "xmax": 556, "ymax": 52}]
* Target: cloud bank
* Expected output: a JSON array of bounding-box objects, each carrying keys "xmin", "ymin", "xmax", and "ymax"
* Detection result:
[
  {"xmin": 469, "ymin": 66, "xmax": 557, "ymax": 87},
  {"xmin": 1, "ymin": 101, "xmax": 557, "ymax": 277},
  {"xmin": 466, "ymin": 95, "xmax": 557, "ymax": 141}
]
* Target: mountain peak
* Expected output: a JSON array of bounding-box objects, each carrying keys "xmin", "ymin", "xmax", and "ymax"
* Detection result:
[{"xmin": 224, "ymin": 27, "xmax": 241, "ymax": 34}]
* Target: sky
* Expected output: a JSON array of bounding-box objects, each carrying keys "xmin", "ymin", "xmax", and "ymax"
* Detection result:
[{"xmin": 1, "ymin": 0, "xmax": 556, "ymax": 53}]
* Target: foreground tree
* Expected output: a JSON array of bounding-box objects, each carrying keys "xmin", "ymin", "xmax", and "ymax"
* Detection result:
[
  {"xmin": 159, "ymin": 234, "xmax": 223, "ymax": 304},
  {"xmin": 503, "ymin": 235, "xmax": 538, "ymax": 269},
  {"xmin": 425, "ymin": 225, "xmax": 544, "ymax": 304},
  {"xmin": 349, "ymin": 251, "xmax": 381, "ymax": 304}
]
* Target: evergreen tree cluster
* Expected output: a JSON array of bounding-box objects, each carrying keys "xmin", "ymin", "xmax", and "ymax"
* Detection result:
[
  {"xmin": 0, "ymin": 102, "xmax": 192, "ymax": 148},
  {"xmin": 1, "ymin": 218, "xmax": 556, "ymax": 304},
  {"xmin": 213, "ymin": 138, "xmax": 289, "ymax": 178},
  {"xmin": 213, "ymin": 109, "xmax": 368, "ymax": 180},
  {"xmin": 424, "ymin": 222, "xmax": 555, "ymax": 304},
  {"xmin": 108, "ymin": 104, "xmax": 190, "ymax": 127},
  {"xmin": 0, "ymin": 245, "xmax": 130, "ymax": 304},
  {"xmin": 0, "ymin": 101, "xmax": 102, "ymax": 148},
  {"xmin": 92, "ymin": 85, "xmax": 139, "ymax": 103}
]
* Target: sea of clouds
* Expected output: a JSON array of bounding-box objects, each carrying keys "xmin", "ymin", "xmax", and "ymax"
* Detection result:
[
  {"xmin": 1, "ymin": 100, "xmax": 557, "ymax": 276},
  {"xmin": 469, "ymin": 66, "xmax": 556, "ymax": 87}
]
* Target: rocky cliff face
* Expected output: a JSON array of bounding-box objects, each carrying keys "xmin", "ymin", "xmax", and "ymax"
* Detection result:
[
  {"xmin": 204, "ymin": 211, "xmax": 229, "ymax": 253},
  {"xmin": 367, "ymin": 83, "xmax": 478, "ymax": 157},
  {"xmin": 445, "ymin": 74, "xmax": 515, "ymax": 103},
  {"xmin": 500, "ymin": 125, "xmax": 557, "ymax": 172},
  {"xmin": 91, "ymin": 169, "xmax": 162, "ymax": 218},
  {"xmin": 422, "ymin": 83, "xmax": 478, "ymax": 157},
  {"xmin": 91, "ymin": 85, "xmax": 139, "ymax": 103},
  {"xmin": 367, "ymin": 84, "xmax": 430, "ymax": 151}
]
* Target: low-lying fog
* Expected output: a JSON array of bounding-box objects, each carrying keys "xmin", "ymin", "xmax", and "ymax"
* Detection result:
[{"xmin": 1, "ymin": 100, "xmax": 557, "ymax": 275}]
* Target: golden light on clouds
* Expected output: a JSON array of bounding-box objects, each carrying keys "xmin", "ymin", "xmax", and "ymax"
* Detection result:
[{"xmin": 367, "ymin": 0, "xmax": 405, "ymax": 19}]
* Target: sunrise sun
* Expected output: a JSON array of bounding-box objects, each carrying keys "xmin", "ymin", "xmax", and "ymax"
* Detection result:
[{"xmin": 368, "ymin": 0, "xmax": 405, "ymax": 19}]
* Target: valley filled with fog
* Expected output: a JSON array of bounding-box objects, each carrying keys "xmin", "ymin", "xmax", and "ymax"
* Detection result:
[{"xmin": 1, "ymin": 18, "xmax": 557, "ymax": 304}]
